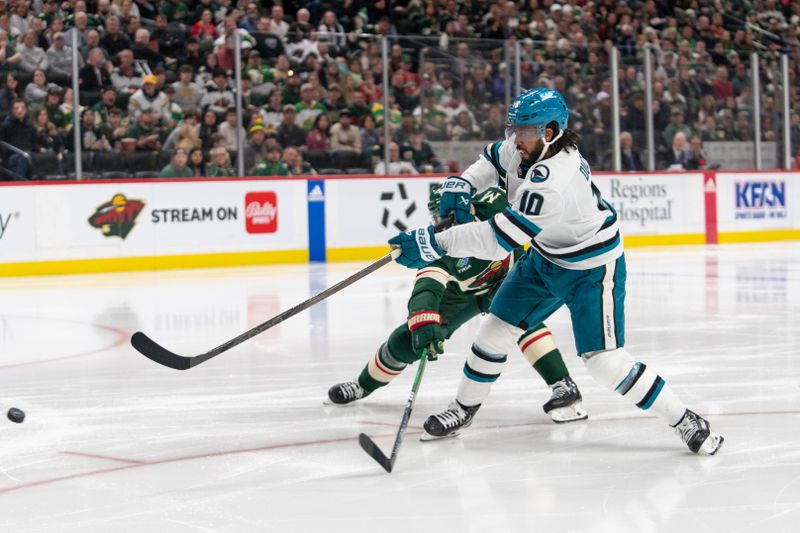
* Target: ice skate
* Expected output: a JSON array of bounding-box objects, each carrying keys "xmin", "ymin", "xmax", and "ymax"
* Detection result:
[
  {"xmin": 672, "ymin": 409, "xmax": 724, "ymax": 455},
  {"xmin": 542, "ymin": 376, "xmax": 588, "ymax": 423},
  {"xmin": 326, "ymin": 381, "xmax": 371, "ymax": 405},
  {"xmin": 421, "ymin": 401, "xmax": 480, "ymax": 441}
]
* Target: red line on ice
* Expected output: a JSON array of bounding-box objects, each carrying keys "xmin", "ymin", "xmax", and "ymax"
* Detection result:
[
  {"xmin": 0, "ymin": 318, "xmax": 128, "ymax": 369},
  {"xmin": 1, "ymin": 409, "xmax": 798, "ymax": 496}
]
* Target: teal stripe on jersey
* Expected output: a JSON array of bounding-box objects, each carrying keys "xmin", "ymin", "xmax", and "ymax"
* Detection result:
[
  {"xmin": 504, "ymin": 207, "xmax": 542, "ymax": 235},
  {"xmin": 492, "ymin": 142, "xmax": 507, "ymax": 177},
  {"xmin": 562, "ymin": 234, "xmax": 621, "ymax": 263},
  {"xmin": 488, "ymin": 218, "xmax": 518, "ymax": 251}
]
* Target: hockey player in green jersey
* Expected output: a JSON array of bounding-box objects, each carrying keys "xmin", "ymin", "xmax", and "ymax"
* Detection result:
[{"xmin": 327, "ymin": 185, "xmax": 588, "ymax": 430}]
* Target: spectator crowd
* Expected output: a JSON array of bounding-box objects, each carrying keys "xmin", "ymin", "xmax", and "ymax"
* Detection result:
[{"xmin": 0, "ymin": 0, "xmax": 798, "ymax": 179}]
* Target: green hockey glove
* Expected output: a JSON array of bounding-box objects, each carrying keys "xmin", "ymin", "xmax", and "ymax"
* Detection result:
[{"xmin": 407, "ymin": 310, "xmax": 445, "ymax": 360}]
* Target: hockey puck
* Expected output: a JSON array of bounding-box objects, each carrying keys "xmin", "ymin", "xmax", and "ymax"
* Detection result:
[{"xmin": 7, "ymin": 407, "xmax": 25, "ymax": 424}]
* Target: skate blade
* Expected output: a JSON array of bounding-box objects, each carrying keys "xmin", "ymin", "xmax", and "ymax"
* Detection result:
[
  {"xmin": 548, "ymin": 403, "xmax": 589, "ymax": 424},
  {"xmin": 420, "ymin": 429, "xmax": 462, "ymax": 442},
  {"xmin": 322, "ymin": 398, "xmax": 359, "ymax": 406},
  {"xmin": 699, "ymin": 433, "xmax": 724, "ymax": 456}
]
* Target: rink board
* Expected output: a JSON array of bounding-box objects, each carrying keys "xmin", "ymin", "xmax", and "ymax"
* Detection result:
[{"xmin": 1, "ymin": 171, "xmax": 798, "ymax": 275}]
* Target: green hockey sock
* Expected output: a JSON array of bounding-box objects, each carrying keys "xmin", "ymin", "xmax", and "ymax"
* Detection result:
[{"xmin": 532, "ymin": 349, "xmax": 569, "ymax": 385}]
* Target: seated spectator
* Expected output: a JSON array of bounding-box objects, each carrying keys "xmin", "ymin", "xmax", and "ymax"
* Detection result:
[
  {"xmin": 664, "ymin": 131, "xmax": 692, "ymax": 170},
  {"xmin": 243, "ymin": 120, "xmax": 268, "ymax": 173},
  {"xmin": 97, "ymin": 107, "xmax": 126, "ymax": 149},
  {"xmin": 192, "ymin": 9, "xmax": 218, "ymax": 43},
  {"xmin": 79, "ymin": 47, "xmax": 112, "ymax": 92},
  {"xmin": 131, "ymin": 28, "xmax": 162, "ymax": 69},
  {"xmin": 127, "ymin": 108, "xmax": 161, "ymax": 151},
  {"xmin": 661, "ymin": 107, "xmax": 692, "ymax": 149},
  {"xmin": 188, "ymin": 147, "xmax": 207, "ymax": 176},
  {"xmin": 306, "ymin": 114, "xmax": 331, "ymax": 151},
  {"xmin": 0, "ymin": 99, "xmax": 48, "ymax": 179},
  {"xmin": 110, "ymin": 49, "xmax": 143, "ymax": 93},
  {"xmin": 321, "ymin": 83, "xmax": 347, "ymax": 113},
  {"xmin": 269, "ymin": 5, "xmax": 289, "ymax": 39},
  {"xmin": 100, "ymin": 16, "xmax": 130, "ymax": 57},
  {"xmin": 43, "ymin": 86, "xmax": 66, "ymax": 133},
  {"xmin": 177, "ymin": 37, "xmax": 205, "ymax": 73},
  {"xmin": 374, "ymin": 142, "xmax": 418, "ymax": 175},
  {"xmin": 206, "ymin": 146, "xmax": 234, "ymax": 177},
  {"xmin": 201, "ymin": 69, "xmax": 235, "ymax": 116},
  {"xmin": 79, "ymin": 108, "xmax": 111, "ymax": 151},
  {"xmin": 24, "ymin": 69, "xmax": 50, "ymax": 106},
  {"xmin": 283, "ymin": 146, "xmax": 316, "ymax": 175},
  {"xmin": 360, "ymin": 115, "xmax": 380, "ymax": 156},
  {"xmin": 329, "ymin": 109, "xmax": 361, "ymax": 152},
  {"xmin": 47, "ymin": 32, "xmax": 81, "ymax": 79},
  {"xmin": 128, "ymin": 74, "xmax": 169, "ymax": 123},
  {"xmin": 295, "ymin": 82, "xmax": 326, "ymax": 131},
  {"xmin": 164, "ymin": 110, "xmax": 201, "ymax": 151},
  {"xmin": 619, "ymin": 131, "xmax": 644, "ymax": 171},
  {"xmin": 32, "ymin": 105, "xmax": 60, "ymax": 152},
  {"xmin": 347, "ymin": 90, "xmax": 371, "ymax": 127},
  {"xmin": 0, "ymin": 73, "xmax": 21, "ymax": 117},
  {"xmin": 159, "ymin": 147, "xmax": 194, "ymax": 177},
  {"xmin": 91, "ymin": 87, "xmax": 118, "ymax": 125},
  {"xmin": 261, "ymin": 88, "xmax": 284, "ymax": 129},
  {"xmin": 217, "ymin": 107, "xmax": 244, "ymax": 153},
  {"xmin": 448, "ymin": 109, "xmax": 481, "ymax": 141},
  {"xmin": 480, "ymin": 105, "xmax": 506, "ymax": 140},
  {"xmin": 276, "ymin": 104, "xmax": 306, "ymax": 148},
  {"xmin": 15, "ymin": 30, "xmax": 47, "ymax": 73},
  {"xmin": 684, "ymin": 135, "xmax": 707, "ymax": 170},
  {"xmin": 401, "ymin": 129, "xmax": 439, "ymax": 171},
  {"xmin": 171, "ymin": 65, "xmax": 205, "ymax": 114},
  {"xmin": 64, "ymin": 12, "xmax": 88, "ymax": 49},
  {"xmin": 252, "ymin": 141, "xmax": 289, "ymax": 176}
]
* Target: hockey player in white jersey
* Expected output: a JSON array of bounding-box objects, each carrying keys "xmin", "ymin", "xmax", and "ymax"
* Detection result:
[{"xmin": 388, "ymin": 88, "xmax": 724, "ymax": 454}]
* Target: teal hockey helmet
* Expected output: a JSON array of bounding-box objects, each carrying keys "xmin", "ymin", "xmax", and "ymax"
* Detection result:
[{"xmin": 506, "ymin": 88, "xmax": 569, "ymax": 140}]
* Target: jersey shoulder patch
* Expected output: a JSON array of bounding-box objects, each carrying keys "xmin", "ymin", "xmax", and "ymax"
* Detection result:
[{"xmin": 529, "ymin": 164, "xmax": 550, "ymax": 183}]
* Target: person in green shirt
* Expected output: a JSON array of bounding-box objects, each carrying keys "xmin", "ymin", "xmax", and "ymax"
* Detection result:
[
  {"xmin": 252, "ymin": 142, "xmax": 289, "ymax": 176},
  {"xmin": 294, "ymin": 82, "xmax": 327, "ymax": 131},
  {"xmin": 206, "ymin": 146, "xmax": 235, "ymax": 177},
  {"xmin": 159, "ymin": 148, "xmax": 195, "ymax": 177}
]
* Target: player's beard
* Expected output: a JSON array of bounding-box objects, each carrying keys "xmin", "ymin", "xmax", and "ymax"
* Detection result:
[{"xmin": 516, "ymin": 139, "xmax": 545, "ymax": 164}]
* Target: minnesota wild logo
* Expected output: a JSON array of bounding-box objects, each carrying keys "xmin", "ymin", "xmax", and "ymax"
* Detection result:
[{"xmin": 88, "ymin": 194, "xmax": 145, "ymax": 239}]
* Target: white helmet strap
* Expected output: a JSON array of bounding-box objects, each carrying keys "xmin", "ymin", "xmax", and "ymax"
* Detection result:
[{"xmin": 534, "ymin": 128, "xmax": 564, "ymax": 164}]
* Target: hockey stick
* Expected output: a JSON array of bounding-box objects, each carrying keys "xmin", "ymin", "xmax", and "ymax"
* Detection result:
[
  {"xmin": 132, "ymin": 248, "xmax": 401, "ymax": 370},
  {"xmin": 358, "ymin": 349, "xmax": 431, "ymax": 473}
]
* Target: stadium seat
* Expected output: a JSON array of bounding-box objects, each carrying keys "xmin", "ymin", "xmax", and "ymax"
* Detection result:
[
  {"xmin": 332, "ymin": 150, "xmax": 364, "ymax": 170},
  {"xmin": 30, "ymin": 152, "xmax": 62, "ymax": 179},
  {"xmin": 344, "ymin": 168, "xmax": 370, "ymax": 175},
  {"xmin": 319, "ymin": 168, "xmax": 342, "ymax": 175},
  {"xmin": 101, "ymin": 171, "xmax": 128, "ymax": 179},
  {"xmin": 125, "ymin": 152, "xmax": 158, "ymax": 173},
  {"xmin": 305, "ymin": 150, "xmax": 332, "ymax": 169},
  {"xmin": 93, "ymin": 152, "xmax": 128, "ymax": 173}
]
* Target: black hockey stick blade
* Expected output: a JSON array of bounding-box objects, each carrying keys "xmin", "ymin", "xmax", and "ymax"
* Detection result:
[
  {"xmin": 131, "ymin": 331, "xmax": 204, "ymax": 370},
  {"xmin": 132, "ymin": 250, "xmax": 399, "ymax": 370},
  {"xmin": 358, "ymin": 433, "xmax": 393, "ymax": 473}
]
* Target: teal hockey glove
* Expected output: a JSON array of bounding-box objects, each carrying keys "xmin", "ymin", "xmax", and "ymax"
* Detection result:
[
  {"xmin": 439, "ymin": 176, "xmax": 474, "ymax": 224},
  {"xmin": 388, "ymin": 226, "xmax": 445, "ymax": 269}
]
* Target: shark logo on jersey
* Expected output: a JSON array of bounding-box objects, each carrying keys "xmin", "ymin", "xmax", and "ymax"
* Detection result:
[{"xmin": 456, "ymin": 257, "xmax": 470, "ymax": 272}]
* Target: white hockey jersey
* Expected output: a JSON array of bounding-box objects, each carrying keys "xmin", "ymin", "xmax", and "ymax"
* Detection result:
[{"xmin": 435, "ymin": 140, "xmax": 623, "ymax": 270}]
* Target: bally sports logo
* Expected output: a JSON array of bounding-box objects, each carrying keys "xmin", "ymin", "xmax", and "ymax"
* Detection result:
[{"xmin": 245, "ymin": 192, "xmax": 278, "ymax": 233}]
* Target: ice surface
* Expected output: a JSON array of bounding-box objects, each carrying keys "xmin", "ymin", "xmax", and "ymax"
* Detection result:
[{"xmin": 1, "ymin": 243, "xmax": 799, "ymax": 532}]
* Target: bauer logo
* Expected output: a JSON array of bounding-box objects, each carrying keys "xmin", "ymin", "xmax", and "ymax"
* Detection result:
[
  {"xmin": 88, "ymin": 194, "xmax": 145, "ymax": 239},
  {"xmin": 245, "ymin": 192, "xmax": 278, "ymax": 233},
  {"xmin": 734, "ymin": 180, "xmax": 787, "ymax": 220}
]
